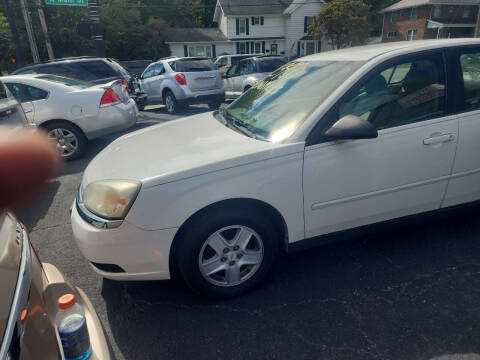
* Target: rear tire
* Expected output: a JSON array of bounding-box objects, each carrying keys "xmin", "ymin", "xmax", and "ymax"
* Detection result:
[
  {"xmin": 176, "ymin": 207, "xmax": 280, "ymax": 298},
  {"xmin": 164, "ymin": 90, "xmax": 178, "ymax": 114},
  {"xmin": 44, "ymin": 122, "xmax": 87, "ymax": 161}
]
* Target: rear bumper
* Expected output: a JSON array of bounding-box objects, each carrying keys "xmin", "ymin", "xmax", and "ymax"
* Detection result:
[
  {"xmin": 180, "ymin": 92, "xmax": 225, "ymax": 106},
  {"xmin": 85, "ymin": 99, "xmax": 138, "ymax": 140},
  {"xmin": 42, "ymin": 263, "xmax": 112, "ymax": 360}
]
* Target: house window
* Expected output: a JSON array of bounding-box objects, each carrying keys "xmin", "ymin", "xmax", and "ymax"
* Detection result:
[
  {"xmin": 238, "ymin": 42, "xmax": 246, "ymax": 54},
  {"xmin": 464, "ymin": 7, "xmax": 472, "ymax": 18},
  {"xmin": 433, "ymin": 5, "xmax": 441, "ymax": 18},
  {"xmin": 411, "ymin": 7, "xmax": 418, "ymax": 19},
  {"xmin": 406, "ymin": 29, "xmax": 418, "ymax": 40},
  {"xmin": 254, "ymin": 42, "xmax": 261, "ymax": 54},
  {"xmin": 253, "ymin": 17, "xmax": 260, "ymax": 25},
  {"xmin": 391, "ymin": 11, "xmax": 398, "ymax": 23},
  {"xmin": 387, "ymin": 31, "xmax": 397, "ymax": 39},
  {"xmin": 239, "ymin": 18, "xmax": 246, "ymax": 34},
  {"xmin": 304, "ymin": 16, "xmax": 314, "ymax": 33},
  {"xmin": 188, "ymin": 45, "xmax": 212, "ymax": 57},
  {"xmin": 298, "ymin": 41, "xmax": 317, "ymax": 56}
]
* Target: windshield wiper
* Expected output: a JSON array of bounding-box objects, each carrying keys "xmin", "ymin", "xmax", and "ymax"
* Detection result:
[{"xmin": 219, "ymin": 108, "xmax": 267, "ymax": 141}]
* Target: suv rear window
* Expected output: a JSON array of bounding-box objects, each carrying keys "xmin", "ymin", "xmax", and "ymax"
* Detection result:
[
  {"xmin": 169, "ymin": 59, "xmax": 216, "ymax": 72},
  {"xmin": 258, "ymin": 58, "xmax": 287, "ymax": 73}
]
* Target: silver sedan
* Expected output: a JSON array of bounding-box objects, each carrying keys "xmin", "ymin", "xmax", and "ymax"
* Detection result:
[{"xmin": 1, "ymin": 74, "xmax": 138, "ymax": 160}]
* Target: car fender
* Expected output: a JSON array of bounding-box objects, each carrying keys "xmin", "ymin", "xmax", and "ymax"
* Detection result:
[{"xmin": 125, "ymin": 149, "xmax": 306, "ymax": 244}]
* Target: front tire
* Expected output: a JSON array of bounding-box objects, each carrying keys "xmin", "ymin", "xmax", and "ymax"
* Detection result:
[
  {"xmin": 164, "ymin": 90, "xmax": 178, "ymax": 114},
  {"xmin": 44, "ymin": 122, "xmax": 87, "ymax": 161},
  {"xmin": 176, "ymin": 208, "xmax": 279, "ymax": 298},
  {"xmin": 208, "ymin": 101, "xmax": 222, "ymax": 110}
]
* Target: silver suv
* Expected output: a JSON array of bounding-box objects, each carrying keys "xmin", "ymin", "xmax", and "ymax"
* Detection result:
[
  {"xmin": 0, "ymin": 79, "xmax": 30, "ymax": 128},
  {"xmin": 139, "ymin": 57, "xmax": 225, "ymax": 114},
  {"xmin": 224, "ymin": 56, "xmax": 287, "ymax": 99}
]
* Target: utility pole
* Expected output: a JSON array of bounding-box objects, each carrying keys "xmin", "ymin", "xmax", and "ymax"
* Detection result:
[
  {"xmin": 87, "ymin": 0, "xmax": 105, "ymax": 57},
  {"xmin": 19, "ymin": 0, "xmax": 40, "ymax": 63},
  {"xmin": 36, "ymin": 0, "xmax": 54, "ymax": 60},
  {"xmin": 3, "ymin": 0, "xmax": 24, "ymax": 66}
]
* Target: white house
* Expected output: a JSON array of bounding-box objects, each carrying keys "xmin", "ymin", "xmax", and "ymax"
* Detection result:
[{"xmin": 166, "ymin": 0, "xmax": 327, "ymax": 59}]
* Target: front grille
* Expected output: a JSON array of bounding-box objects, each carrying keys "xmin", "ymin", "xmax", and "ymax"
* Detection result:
[{"xmin": 90, "ymin": 262, "xmax": 125, "ymax": 273}]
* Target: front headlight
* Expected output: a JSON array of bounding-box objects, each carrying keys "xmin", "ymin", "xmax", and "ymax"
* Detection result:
[{"xmin": 83, "ymin": 180, "xmax": 141, "ymax": 220}]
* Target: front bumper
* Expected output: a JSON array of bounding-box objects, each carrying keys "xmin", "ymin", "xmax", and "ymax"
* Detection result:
[{"xmin": 71, "ymin": 201, "xmax": 177, "ymax": 281}]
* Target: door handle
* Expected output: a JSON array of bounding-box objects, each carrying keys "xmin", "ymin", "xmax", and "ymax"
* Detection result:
[
  {"xmin": 23, "ymin": 109, "xmax": 33, "ymax": 114},
  {"xmin": 423, "ymin": 133, "xmax": 454, "ymax": 145}
]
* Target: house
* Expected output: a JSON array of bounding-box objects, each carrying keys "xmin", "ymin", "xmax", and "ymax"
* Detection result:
[
  {"xmin": 166, "ymin": 0, "xmax": 327, "ymax": 59},
  {"xmin": 380, "ymin": 0, "xmax": 480, "ymax": 42}
]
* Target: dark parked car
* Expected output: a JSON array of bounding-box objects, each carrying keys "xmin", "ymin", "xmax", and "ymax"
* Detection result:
[
  {"xmin": 122, "ymin": 60, "xmax": 152, "ymax": 76},
  {"xmin": 12, "ymin": 57, "xmax": 148, "ymax": 110}
]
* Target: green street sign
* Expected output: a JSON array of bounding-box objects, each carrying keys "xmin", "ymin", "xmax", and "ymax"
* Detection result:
[{"xmin": 45, "ymin": 0, "xmax": 87, "ymax": 6}]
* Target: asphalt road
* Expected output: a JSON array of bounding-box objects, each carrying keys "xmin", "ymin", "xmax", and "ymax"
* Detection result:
[{"xmin": 16, "ymin": 104, "xmax": 480, "ymax": 360}]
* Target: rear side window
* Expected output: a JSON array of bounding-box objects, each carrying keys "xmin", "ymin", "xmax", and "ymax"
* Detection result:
[
  {"xmin": 6, "ymin": 83, "xmax": 48, "ymax": 102},
  {"xmin": 258, "ymin": 58, "xmax": 287, "ymax": 73},
  {"xmin": 74, "ymin": 60, "xmax": 118, "ymax": 80},
  {"xmin": 170, "ymin": 59, "xmax": 216, "ymax": 72},
  {"xmin": 0, "ymin": 81, "xmax": 8, "ymax": 99},
  {"xmin": 37, "ymin": 75, "xmax": 93, "ymax": 88},
  {"xmin": 460, "ymin": 50, "xmax": 480, "ymax": 111}
]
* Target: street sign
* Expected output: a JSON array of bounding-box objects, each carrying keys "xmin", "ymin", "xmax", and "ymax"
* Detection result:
[{"xmin": 45, "ymin": 0, "xmax": 87, "ymax": 6}]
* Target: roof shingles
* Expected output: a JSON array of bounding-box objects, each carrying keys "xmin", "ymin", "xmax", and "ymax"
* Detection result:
[{"xmin": 218, "ymin": 0, "xmax": 294, "ymax": 15}]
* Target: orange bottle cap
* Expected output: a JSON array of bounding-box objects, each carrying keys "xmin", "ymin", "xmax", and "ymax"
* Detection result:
[
  {"xmin": 58, "ymin": 294, "xmax": 75, "ymax": 310},
  {"xmin": 20, "ymin": 309, "xmax": 27, "ymax": 324}
]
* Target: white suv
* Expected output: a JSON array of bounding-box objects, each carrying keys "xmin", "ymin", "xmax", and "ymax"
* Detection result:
[{"xmin": 139, "ymin": 57, "xmax": 225, "ymax": 114}]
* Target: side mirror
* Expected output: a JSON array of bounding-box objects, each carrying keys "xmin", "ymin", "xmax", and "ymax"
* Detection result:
[{"xmin": 324, "ymin": 115, "xmax": 378, "ymax": 141}]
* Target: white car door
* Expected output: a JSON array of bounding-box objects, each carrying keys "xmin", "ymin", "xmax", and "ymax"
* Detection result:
[
  {"xmin": 303, "ymin": 52, "xmax": 459, "ymax": 238},
  {"xmin": 5, "ymin": 82, "xmax": 49, "ymax": 123},
  {"xmin": 224, "ymin": 63, "xmax": 240, "ymax": 97},
  {"xmin": 443, "ymin": 46, "xmax": 480, "ymax": 207}
]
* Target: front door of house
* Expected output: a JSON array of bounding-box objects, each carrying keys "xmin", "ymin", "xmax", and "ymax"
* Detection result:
[{"xmin": 271, "ymin": 44, "xmax": 277, "ymax": 56}]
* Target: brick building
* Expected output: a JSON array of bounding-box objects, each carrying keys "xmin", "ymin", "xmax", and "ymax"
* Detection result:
[{"xmin": 380, "ymin": 0, "xmax": 480, "ymax": 42}]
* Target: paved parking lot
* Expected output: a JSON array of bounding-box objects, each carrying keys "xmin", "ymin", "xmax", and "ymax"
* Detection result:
[{"xmin": 16, "ymin": 104, "xmax": 480, "ymax": 360}]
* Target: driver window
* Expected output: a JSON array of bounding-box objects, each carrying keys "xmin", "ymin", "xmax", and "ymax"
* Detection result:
[
  {"xmin": 245, "ymin": 60, "xmax": 256, "ymax": 74},
  {"xmin": 152, "ymin": 63, "xmax": 164, "ymax": 76},
  {"xmin": 226, "ymin": 63, "xmax": 239, "ymax": 77},
  {"xmin": 142, "ymin": 65, "xmax": 155, "ymax": 79},
  {"xmin": 237, "ymin": 61, "xmax": 248, "ymax": 75},
  {"xmin": 339, "ymin": 54, "xmax": 446, "ymax": 130}
]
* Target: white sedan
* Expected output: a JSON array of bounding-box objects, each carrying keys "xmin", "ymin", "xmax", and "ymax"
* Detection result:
[
  {"xmin": 1, "ymin": 74, "xmax": 138, "ymax": 160},
  {"xmin": 72, "ymin": 39, "xmax": 480, "ymax": 297}
]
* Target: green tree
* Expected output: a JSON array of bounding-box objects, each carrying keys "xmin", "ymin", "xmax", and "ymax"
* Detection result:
[
  {"xmin": 0, "ymin": 11, "xmax": 14, "ymax": 72},
  {"xmin": 312, "ymin": 0, "xmax": 370, "ymax": 49}
]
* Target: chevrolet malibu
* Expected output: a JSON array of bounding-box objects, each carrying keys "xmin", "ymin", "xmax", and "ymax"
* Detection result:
[{"xmin": 72, "ymin": 39, "xmax": 480, "ymax": 297}]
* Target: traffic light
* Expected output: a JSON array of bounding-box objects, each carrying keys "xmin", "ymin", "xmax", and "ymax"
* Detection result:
[{"xmin": 11, "ymin": 57, "xmax": 16, "ymax": 64}]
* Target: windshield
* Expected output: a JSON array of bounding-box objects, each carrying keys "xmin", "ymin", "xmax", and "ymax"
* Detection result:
[
  {"xmin": 37, "ymin": 74, "xmax": 93, "ymax": 88},
  {"xmin": 225, "ymin": 60, "xmax": 365, "ymax": 142}
]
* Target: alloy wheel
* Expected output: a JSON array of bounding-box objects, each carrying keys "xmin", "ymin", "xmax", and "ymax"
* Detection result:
[
  {"xmin": 48, "ymin": 128, "xmax": 78, "ymax": 158},
  {"xmin": 198, "ymin": 225, "xmax": 264, "ymax": 287},
  {"xmin": 165, "ymin": 95, "xmax": 174, "ymax": 113}
]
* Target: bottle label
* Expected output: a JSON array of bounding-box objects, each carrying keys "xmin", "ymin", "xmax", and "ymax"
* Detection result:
[{"xmin": 58, "ymin": 314, "xmax": 91, "ymax": 360}]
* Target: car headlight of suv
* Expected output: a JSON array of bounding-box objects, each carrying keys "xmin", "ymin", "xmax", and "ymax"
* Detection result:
[{"xmin": 83, "ymin": 180, "xmax": 141, "ymax": 221}]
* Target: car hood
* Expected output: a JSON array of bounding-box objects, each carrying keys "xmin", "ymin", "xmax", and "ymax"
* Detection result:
[{"xmin": 82, "ymin": 111, "xmax": 301, "ymax": 189}]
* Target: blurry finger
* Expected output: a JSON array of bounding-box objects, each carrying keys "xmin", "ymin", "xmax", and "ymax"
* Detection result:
[{"xmin": 0, "ymin": 128, "xmax": 61, "ymax": 210}]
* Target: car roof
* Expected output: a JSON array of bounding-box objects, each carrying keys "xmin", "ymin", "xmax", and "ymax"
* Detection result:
[
  {"xmin": 0, "ymin": 74, "xmax": 92, "ymax": 90},
  {"xmin": 301, "ymin": 39, "xmax": 480, "ymax": 62}
]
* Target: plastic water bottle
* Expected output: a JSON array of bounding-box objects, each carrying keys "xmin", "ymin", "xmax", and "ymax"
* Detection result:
[{"xmin": 55, "ymin": 294, "xmax": 92, "ymax": 360}]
